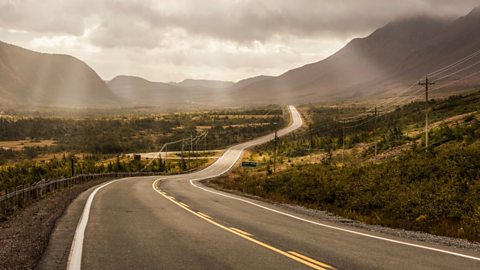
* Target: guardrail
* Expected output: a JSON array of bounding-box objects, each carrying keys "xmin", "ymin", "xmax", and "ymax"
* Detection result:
[{"xmin": 0, "ymin": 171, "xmax": 161, "ymax": 216}]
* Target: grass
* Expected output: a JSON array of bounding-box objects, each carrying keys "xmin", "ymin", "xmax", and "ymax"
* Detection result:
[
  {"xmin": 212, "ymin": 90, "xmax": 480, "ymax": 242},
  {"xmin": 0, "ymin": 140, "xmax": 56, "ymax": 151}
]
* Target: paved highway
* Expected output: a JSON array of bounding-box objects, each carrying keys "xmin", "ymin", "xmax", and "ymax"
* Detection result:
[{"xmin": 39, "ymin": 105, "xmax": 480, "ymax": 270}]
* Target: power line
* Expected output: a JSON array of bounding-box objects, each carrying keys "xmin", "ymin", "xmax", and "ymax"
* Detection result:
[
  {"xmin": 363, "ymin": 49, "xmax": 480, "ymax": 116},
  {"xmin": 431, "ymin": 69, "xmax": 480, "ymax": 91},
  {"xmin": 292, "ymin": 49, "xmax": 480, "ymax": 161},
  {"xmin": 429, "ymin": 48, "xmax": 480, "ymax": 78},
  {"xmin": 433, "ymin": 59, "xmax": 480, "ymax": 82},
  {"xmin": 140, "ymin": 131, "xmax": 207, "ymax": 172},
  {"xmin": 356, "ymin": 81, "xmax": 421, "ymax": 118}
]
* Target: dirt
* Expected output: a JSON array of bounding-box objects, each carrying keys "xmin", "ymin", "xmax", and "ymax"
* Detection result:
[
  {"xmin": 0, "ymin": 140, "xmax": 56, "ymax": 151},
  {"xmin": 0, "ymin": 179, "xmax": 110, "ymax": 270},
  {"xmin": 406, "ymin": 111, "xmax": 479, "ymax": 138}
]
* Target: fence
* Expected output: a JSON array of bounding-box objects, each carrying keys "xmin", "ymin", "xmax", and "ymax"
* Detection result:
[{"xmin": 0, "ymin": 171, "xmax": 160, "ymax": 216}]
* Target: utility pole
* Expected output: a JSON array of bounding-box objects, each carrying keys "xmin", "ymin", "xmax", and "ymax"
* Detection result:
[
  {"xmin": 189, "ymin": 132, "xmax": 193, "ymax": 169},
  {"xmin": 181, "ymin": 139, "xmax": 184, "ymax": 159},
  {"xmin": 116, "ymin": 155, "xmax": 120, "ymax": 173},
  {"xmin": 419, "ymin": 76, "xmax": 435, "ymax": 152},
  {"xmin": 374, "ymin": 106, "xmax": 378, "ymax": 158},
  {"xmin": 204, "ymin": 133, "xmax": 207, "ymax": 152},
  {"xmin": 342, "ymin": 121, "xmax": 345, "ymax": 164},
  {"xmin": 309, "ymin": 132, "xmax": 314, "ymax": 152},
  {"xmin": 165, "ymin": 144, "xmax": 168, "ymax": 171},
  {"xmin": 181, "ymin": 139, "xmax": 185, "ymax": 171},
  {"xmin": 273, "ymin": 129, "xmax": 278, "ymax": 174},
  {"xmin": 71, "ymin": 158, "xmax": 75, "ymax": 177}
]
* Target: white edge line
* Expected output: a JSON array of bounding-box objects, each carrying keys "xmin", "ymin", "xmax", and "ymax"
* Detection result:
[
  {"xmin": 185, "ymin": 107, "xmax": 480, "ymax": 262},
  {"xmin": 67, "ymin": 179, "xmax": 125, "ymax": 270},
  {"xmin": 66, "ymin": 105, "xmax": 300, "ymax": 270},
  {"xmin": 190, "ymin": 180, "xmax": 480, "ymax": 262}
]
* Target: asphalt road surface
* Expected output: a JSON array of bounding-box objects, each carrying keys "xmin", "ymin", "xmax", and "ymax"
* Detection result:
[{"xmin": 39, "ymin": 105, "xmax": 480, "ymax": 270}]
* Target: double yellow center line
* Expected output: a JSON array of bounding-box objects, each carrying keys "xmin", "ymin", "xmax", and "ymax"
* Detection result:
[{"xmin": 152, "ymin": 179, "xmax": 335, "ymax": 270}]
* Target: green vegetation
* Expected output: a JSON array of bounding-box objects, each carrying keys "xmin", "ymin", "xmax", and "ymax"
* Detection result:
[
  {"xmin": 0, "ymin": 154, "xmax": 208, "ymax": 193},
  {"xmin": 215, "ymin": 141, "xmax": 480, "ymax": 241},
  {"xmin": 0, "ymin": 106, "xmax": 283, "ymax": 159},
  {"xmin": 213, "ymin": 90, "xmax": 480, "ymax": 242},
  {"xmin": 0, "ymin": 106, "xmax": 284, "ymax": 193},
  {"xmin": 271, "ymin": 91, "xmax": 480, "ymax": 160}
]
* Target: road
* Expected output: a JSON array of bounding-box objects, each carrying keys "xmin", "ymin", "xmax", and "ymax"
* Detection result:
[
  {"xmin": 39, "ymin": 105, "xmax": 480, "ymax": 270},
  {"xmin": 126, "ymin": 150, "xmax": 223, "ymax": 160}
]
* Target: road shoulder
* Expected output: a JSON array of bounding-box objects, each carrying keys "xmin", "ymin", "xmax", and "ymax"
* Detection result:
[
  {"xmin": 33, "ymin": 180, "xmax": 109, "ymax": 270},
  {"xmin": 203, "ymin": 178, "xmax": 480, "ymax": 253}
]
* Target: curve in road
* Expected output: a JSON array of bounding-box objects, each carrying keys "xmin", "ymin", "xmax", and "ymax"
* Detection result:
[{"xmin": 41, "ymin": 105, "xmax": 480, "ymax": 270}]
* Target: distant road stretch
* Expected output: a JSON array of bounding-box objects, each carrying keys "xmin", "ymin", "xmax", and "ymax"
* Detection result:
[{"xmin": 40, "ymin": 105, "xmax": 480, "ymax": 270}]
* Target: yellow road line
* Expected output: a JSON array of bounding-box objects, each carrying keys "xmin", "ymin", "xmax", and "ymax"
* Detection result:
[
  {"xmin": 178, "ymin": 202, "xmax": 190, "ymax": 208},
  {"xmin": 152, "ymin": 179, "xmax": 334, "ymax": 270},
  {"xmin": 230, "ymin": 227, "xmax": 252, "ymax": 237},
  {"xmin": 197, "ymin": 212, "xmax": 212, "ymax": 219},
  {"xmin": 289, "ymin": 251, "xmax": 335, "ymax": 270}
]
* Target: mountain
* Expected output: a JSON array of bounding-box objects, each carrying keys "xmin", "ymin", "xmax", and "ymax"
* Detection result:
[
  {"xmin": 108, "ymin": 75, "xmax": 181, "ymax": 105},
  {"xmin": 231, "ymin": 6, "xmax": 480, "ymax": 104},
  {"xmin": 391, "ymin": 6, "xmax": 480, "ymax": 91},
  {"xmin": 0, "ymin": 41, "xmax": 119, "ymax": 107},
  {"xmin": 108, "ymin": 75, "xmax": 235, "ymax": 106},
  {"xmin": 231, "ymin": 75, "xmax": 273, "ymax": 89},
  {"xmin": 7, "ymin": 6, "xmax": 479, "ymax": 108},
  {"xmin": 173, "ymin": 79, "xmax": 234, "ymax": 89},
  {"xmin": 230, "ymin": 17, "xmax": 451, "ymax": 104},
  {"xmin": 109, "ymin": 75, "xmax": 274, "ymax": 106}
]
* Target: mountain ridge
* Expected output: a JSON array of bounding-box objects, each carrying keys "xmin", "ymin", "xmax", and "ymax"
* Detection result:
[
  {"xmin": 0, "ymin": 40, "xmax": 120, "ymax": 107},
  {"xmin": 2, "ymin": 6, "xmax": 480, "ymax": 108}
]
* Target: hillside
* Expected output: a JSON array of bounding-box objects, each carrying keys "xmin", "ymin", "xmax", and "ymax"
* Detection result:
[
  {"xmin": 0, "ymin": 41, "xmax": 119, "ymax": 107},
  {"xmin": 3, "ymin": 6, "xmax": 480, "ymax": 108},
  {"xmin": 108, "ymin": 75, "xmax": 183, "ymax": 105},
  {"xmin": 108, "ymin": 75, "xmax": 235, "ymax": 106},
  {"xmin": 231, "ymin": 6, "xmax": 480, "ymax": 105},
  {"xmin": 392, "ymin": 6, "xmax": 480, "ymax": 91},
  {"xmin": 172, "ymin": 79, "xmax": 234, "ymax": 89},
  {"xmin": 109, "ymin": 74, "xmax": 279, "ymax": 106},
  {"xmin": 231, "ymin": 75, "xmax": 273, "ymax": 89}
]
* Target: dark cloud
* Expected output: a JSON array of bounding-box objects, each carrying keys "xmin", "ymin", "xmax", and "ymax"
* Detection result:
[
  {"xmin": 1, "ymin": 0, "xmax": 479, "ymax": 47},
  {"xmin": 1, "ymin": 0, "xmax": 479, "ymax": 82},
  {"xmin": 86, "ymin": 0, "xmax": 480, "ymax": 47}
]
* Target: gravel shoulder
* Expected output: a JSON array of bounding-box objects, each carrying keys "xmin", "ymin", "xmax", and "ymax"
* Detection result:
[
  {"xmin": 0, "ymin": 179, "xmax": 109, "ymax": 270},
  {"xmin": 204, "ymin": 179, "xmax": 480, "ymax": 253}
]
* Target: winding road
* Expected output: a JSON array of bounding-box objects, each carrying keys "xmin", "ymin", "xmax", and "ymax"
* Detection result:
[{"xmin": 39, "ymin": 106, "xmax": 480, "ymax": 270}]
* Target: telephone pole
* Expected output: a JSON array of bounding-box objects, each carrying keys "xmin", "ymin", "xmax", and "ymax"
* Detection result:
[
  {"xmin": 181, "ymin": 139, "xmax": 184, "ymax": 157},
  {"xmin": 71, "ymin": 158, "xmax": 75, "ymax": 177},
  {"xmin": 419, "ymin": 76, "xmax": 435, "ymax": 152},
  {"xmin": 204, "ymin": 132, "xmax": 207, "ymax": 152},
  {"xmin": 189, "ymin": 132, "xmax": 193, "ymax": 169},
  {"xmin": 165, "ymin": 144, "xmax": 168, "ymax": 171},
  {"xmin": 342, "ymin": 121, "xmax": 345, "ymax": 164},
  {"xmin": 273, "ymin": 129, "xmax": 278, "ymax": 174},
  {"xmin": 374, "ymin": 106, "xmax": 378, "ymax": 158}
]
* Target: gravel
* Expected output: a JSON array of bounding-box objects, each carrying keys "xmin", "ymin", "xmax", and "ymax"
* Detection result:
[
  {"xmin": 0, "ymin": 179, "xmax": 110, "ymax": 270},
  {"xmin": 205, "ymin": 179, "xmax": 480, "ymax": 252}
]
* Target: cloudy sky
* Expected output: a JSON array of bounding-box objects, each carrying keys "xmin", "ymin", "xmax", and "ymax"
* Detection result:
[{"xmin": 1, "ymin": 0, "xmax": 479, "ymax": 82}]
